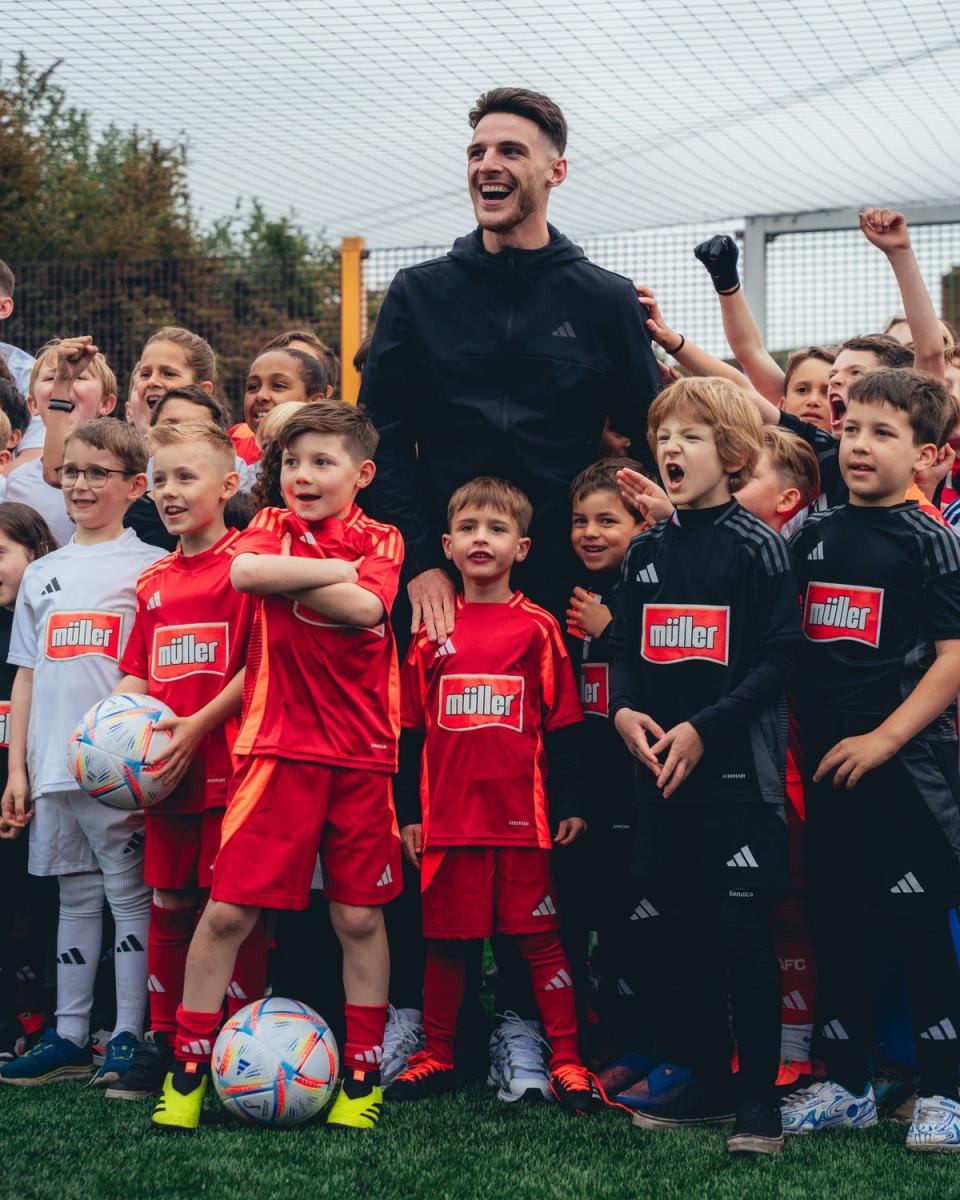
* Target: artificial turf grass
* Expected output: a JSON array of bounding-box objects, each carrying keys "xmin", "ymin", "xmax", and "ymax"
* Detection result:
[{"xmin": 2, "ymin": 1081, "xmax": 959, "ymax": 1200}]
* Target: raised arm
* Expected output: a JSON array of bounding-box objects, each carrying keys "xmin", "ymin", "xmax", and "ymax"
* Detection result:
[
  {"xmin": 859, "ymin": 208, "xmax": 945, "ymax": 380},
  {"xmin": 694, "ymin": 235, "xmax": 787, "ymax": 403}
]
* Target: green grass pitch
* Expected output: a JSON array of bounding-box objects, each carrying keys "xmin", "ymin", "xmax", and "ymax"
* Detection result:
[{"xmin": 2, "ymin": 1081, "xmax": 959, "ymax": 1200}]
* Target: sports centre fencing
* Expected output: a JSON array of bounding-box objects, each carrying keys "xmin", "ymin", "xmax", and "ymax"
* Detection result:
[{"xmin": 9, "ymin": 206, "xmax": 960, "ymax": 413}]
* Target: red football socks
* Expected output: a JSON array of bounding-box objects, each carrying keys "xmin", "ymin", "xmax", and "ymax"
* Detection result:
[
  {"xmin": 174, "ymin": 1003, "xmax": 221, "ymax": 1064},
  {"xmin": 226, "ymin": 918, "xmax": 270, "ymax": 1017},
  {"xmin": 422, "ymin": 941, "xmax": 467, "ymax": 1067},
  {"xmin": 343, "ymin": 1002, "xmax": 389, "ymax": 1079},
  {"xmin": 147, "ymin": 903, "xmax": 194, "ymax": 1034},
  {"xmin": 517, "ymin": 931, "xmax": 581, "ymax": 1068}
]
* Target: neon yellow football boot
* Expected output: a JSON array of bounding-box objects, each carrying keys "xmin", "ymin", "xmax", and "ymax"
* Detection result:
[
  {"xmin": 326, "ymin": 1071, "xmax": 384, "ymax": 1130},
  {"xmin": 151, "ymin": 1066, "xmax": 208, "ymax": 1132}
]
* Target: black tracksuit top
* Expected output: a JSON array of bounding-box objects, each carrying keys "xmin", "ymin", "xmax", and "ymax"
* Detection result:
[
  {"xmin": 360, "ymin": 226, "xmax": 662, "ymax": 593},
  {"xmin": 609, "ymin": 503, "xmax": 801, "ymax": 805}
]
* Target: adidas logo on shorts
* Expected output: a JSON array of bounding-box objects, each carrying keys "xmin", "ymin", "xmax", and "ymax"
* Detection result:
[
  {"xmin": 544, "ymin": 968, "xmax": 572, "ymax": 991},
  {"xmin": 376, "ymin": 865, "xmax": 393, "ymax": 888},
  {"xmin": 726, "ymin": 845, "xmax": 759, "ymax": 869},
  {"xmin": 532, "ymin": 895, "xmax": 557, "ymax": 917},
  {"xmin": 123, "ymin": 832, "xmax": 145, "ymax": 855},
  {"xmin": 630, "ymin": 898, "xmax": 660, "ymax": 921},
  {"xmin": 782, "ymin": 990, "xmax": 808, "ymax": 1012},
  {"xmin": 551, "ymin": 321, "xmax": 576, "ymax": 339},
  {"xmin": 890, "ymin": 872, "xmax": 924, "ymax": 894},
  {"xmin": 822, "ymin": 1019, "xmax": 849, "ymax": 1040},
  {"xmin": 920, "ymin": 1019, "xmax": 958, "ymax": 1041}
]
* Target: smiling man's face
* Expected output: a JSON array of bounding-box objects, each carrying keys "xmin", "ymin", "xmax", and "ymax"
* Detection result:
[{"xmin": 467, "ymin": 111, "xmax": 564, "ymax": 239}]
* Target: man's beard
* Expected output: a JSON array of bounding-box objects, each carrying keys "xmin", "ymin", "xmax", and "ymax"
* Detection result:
[{"xmin": 472, "ymin": 182, "xmax": 537, "ymax": 234}]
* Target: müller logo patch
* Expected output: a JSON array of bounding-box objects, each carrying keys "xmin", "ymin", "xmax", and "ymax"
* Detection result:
[
  {"xmin": 580, "ymin": 663, "xmax": 609, "ymax": 717},
  {"xmin": 438, "ymin": 674, "xmax": 524, "ymax": 733},
  {"xmin": 45, "ymin": 611, "xmax": 122, "ymax": 661},
  {"xmin": 151, "ymin": 623, "xmax": 229, "ymax": 682},
  {"xmin": 803, "ymin": 582, "xmax": 883, "ymax": 647},
  {"xmin": 641, "ymin": 605, "xmax": 729, "ymax": 665},
  {"xmin": 0, "ymin": 700, "xmax": 9, "ymax": 748}
]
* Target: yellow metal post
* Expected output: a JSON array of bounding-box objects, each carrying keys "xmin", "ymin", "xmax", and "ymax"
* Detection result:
[{"xmin": 339, "ymin": 236, "xmax": 366, "ymax": 405}]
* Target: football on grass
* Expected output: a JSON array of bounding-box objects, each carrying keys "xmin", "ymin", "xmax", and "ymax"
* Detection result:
[{"xmin": 68, "ymin": 693, "xmax": 177, "ymax": 810}]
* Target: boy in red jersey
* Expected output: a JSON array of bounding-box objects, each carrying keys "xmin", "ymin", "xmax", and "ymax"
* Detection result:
[
  {"xmin": 106, "ymin": 422, "xmax": 259, "ymax": 1100},
  {"xmin": 389, "ymin": 477, "xmax": 600, "ymax": 1113},
  {"xmin": 151, "ymin": 401, "xmax": 403, "ymax": 1133}
]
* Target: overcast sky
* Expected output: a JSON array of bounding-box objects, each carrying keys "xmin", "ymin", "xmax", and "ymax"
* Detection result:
[{"xmin": 6, "ymin": 0, "xmax": 960, "ymax": 247}]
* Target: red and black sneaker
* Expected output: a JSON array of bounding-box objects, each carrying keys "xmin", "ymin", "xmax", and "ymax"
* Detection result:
[
  {"xmin": 550, "ymin": 1063, "xmax": 602, "ymax": 1115},
  {"xmin": 386, "ymin": 1050, "xmax": 455, "ymax": 1102}
]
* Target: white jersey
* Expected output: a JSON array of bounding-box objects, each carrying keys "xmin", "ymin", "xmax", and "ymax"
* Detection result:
[
  {"xmin": 9, "ymin": 528, "xmax": 165, "ymax": 797},
  {"xmin": 0, "ymin": 341, "xmax": 35, "ymax": 400},
  {"xmin": 3, "ymin": 457, "xmax": 76, "ymax": 547}
]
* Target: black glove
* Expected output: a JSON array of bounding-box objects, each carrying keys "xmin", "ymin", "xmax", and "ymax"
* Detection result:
[{"xmin": 694, "ymin": 235, "xmax": 740, "ymax": 293}]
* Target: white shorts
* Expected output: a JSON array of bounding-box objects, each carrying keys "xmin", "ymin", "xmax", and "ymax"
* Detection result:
[{"xmin": 28, "ymin": 789, "xmax": 145, "ymax": 878}]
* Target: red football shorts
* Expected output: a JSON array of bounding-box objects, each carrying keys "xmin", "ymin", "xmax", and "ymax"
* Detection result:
[
  {"xmin": 144, "ymin": 808, "xmax": 224, "ymax": 891},
  {"xmin": 211, "ymin": 757, "xmax": 402, "ymax": 910},
  {"xmin": 420, "ymin": 846, "xmax": 559, "ymax": 939}
]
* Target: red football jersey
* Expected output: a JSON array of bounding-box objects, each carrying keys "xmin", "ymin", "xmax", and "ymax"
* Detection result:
[
  {"xmin": 121, "ymin": 530, "xmax": 255, "ymax": 815},
  {"xmin": 232, "ymin": 505, "xmax": 403, "ymax": 771},
  {"xmin": 401, "ymin": 592, "xmax": 583, "ymax": 850}
]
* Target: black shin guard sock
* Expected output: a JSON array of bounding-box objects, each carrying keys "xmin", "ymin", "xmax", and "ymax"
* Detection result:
[
  {"xmin": 171, "ymin": 1061, "xmax": 210, "ymax": 1094},
  {"xmin": 343, "ymin": 1069, "xmax": 381, "ymax": 1098}
]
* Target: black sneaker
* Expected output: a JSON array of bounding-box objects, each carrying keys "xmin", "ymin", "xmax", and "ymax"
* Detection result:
[
  {"xmin": 386, "ymin": 1050, "xmax": 455, "ymax": 1102},
  {"xmin": 727, "ymin": 1099, "xmax": 784, "ymax": 1155},
  {"xmin": 104, "ymin": 1032, "xmax": 172, "ymax": 1100},
  {"xmin": 549, "ymin": 1064, "xmax": 601, "ymax": 1115},
  {"xmin": 631, "ymin": 1079, "xmax": 735, "ymax": 1129}
]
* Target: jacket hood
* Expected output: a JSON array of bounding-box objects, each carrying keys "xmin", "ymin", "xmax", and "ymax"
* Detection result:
[{"xmin": 447, "ymin": 224, "xmax": 586, "ymax": 279}]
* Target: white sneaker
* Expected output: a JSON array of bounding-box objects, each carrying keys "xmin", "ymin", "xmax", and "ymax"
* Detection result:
[
  {"xmin": 780, "ymin": 1080, "xmax": 878, "ymax": 1134},
  {"xmin": 380, "ymin": 1006, "xmax": 425, "ymax": 1087},
  {"xmin": 906, "ymin": 1095, "xmax": 960, "ymax": 1153},
  {"xmin": 487, "ymin": 1012, "xmax": 551, "ymax": 1103}
]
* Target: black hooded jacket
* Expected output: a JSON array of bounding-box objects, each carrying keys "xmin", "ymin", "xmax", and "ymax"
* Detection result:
[{"xmin": 360, "ymin": 226, "xmax": 661, "ymax": 606}]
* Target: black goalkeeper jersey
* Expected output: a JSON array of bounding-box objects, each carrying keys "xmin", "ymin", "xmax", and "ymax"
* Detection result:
[
  {"xmin": 565, "ymin": 568, "xmax": 634, "ymax": 828},
  {"xmin": 609, "ymin": 502, "xmax": 801, "ymax": 806},
  {"xmin": 777, "ymin": 411, "xmax": 846, "ymax": 509},
  {"xmin": 790, "ymin": 501, "xmax": 960, "ymax": 734}
]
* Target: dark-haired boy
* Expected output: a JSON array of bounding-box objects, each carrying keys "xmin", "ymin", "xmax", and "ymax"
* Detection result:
[
  {"xmin": 152, "ymin": 400, "xmax": 403, "ymax": 1133},
  {"xmin": 390, "ymin": 477, "xmax": 600, "ymax": 1112},
  {"xmin": 785, "ymin": 369, "xmax": 960, "ymax": 1152}
]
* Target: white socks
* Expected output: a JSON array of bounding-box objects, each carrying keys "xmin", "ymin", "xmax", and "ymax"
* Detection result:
[
  {"xmin": 103, "ymin": 865, "xmax": 151, "ymax": 1040},
  {"xmin": 55, "ymin": 872, "xmax": 105, "ymax": 1047}
]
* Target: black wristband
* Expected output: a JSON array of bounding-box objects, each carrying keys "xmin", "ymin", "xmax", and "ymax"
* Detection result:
[
  {"xmin": 670, "ymin": 334, "xmax": 685, "ymax": 356},
  {"xmin": 47, "ymin": 399, "xmax": 74, "ymax": 413},
  {"xmin": 717, "ymin": 282, "xmax": 742, "ymax": 296}
]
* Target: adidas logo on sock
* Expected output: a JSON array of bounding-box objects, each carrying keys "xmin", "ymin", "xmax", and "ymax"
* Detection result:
[
  {"xmin": 147, "ymin": 974, "xmax": 165, "ymax": 993},
  {"xmin": 551, "ymin": 321, "xmax": 576, "ymax": 339},
  {"xmin": 726, "ymin": 845, "xmax": 759, "ymax": 869},
  {"xmin": 890, "ymin": 871, "xmax": 924, "ymax": 894},
  {"xmin": 376, "ymin": 865, "xmax": 393, "ymax": 888},
  {"xmin": 822, "ymin": 1019, "xmax": 849, "ymax": 1041},
  {"xmin": 630, "ymin": 898, "xmax": 660, "ymax": 921},
  {"xmin": 806, "ymin": 543, "xmax": 824, "ymax": 561},
  {"xmin": 182, "ymin": 1039, "xmax": 211, "ymax": 1057},
  {"xmin": 920, "ymin": 1018, "xmax": 958, "ymax": 1041},
  {"xmin": 353, "ymin": 1046, "xmax": 383, "ymax": 1065},
  {"xmin": 783, "ymin": 990, "xmax": 808, "ymax": 1012},
  {"xmin": 544, "ymin": 968, "xmax": 573, "ymax": 991},
  {"xmin": 57, "ymin": 948, "xmax": 86, "ymax": 965},
  {"xmin": 434, "ymin": 638, "xmax": 457, "ymax": 660},
  {"xmin": 226, "ymin": 981, "xmax": 247, "ymax": 1000},
  {"xmin": 635, "ymin": 564, "xmax": 659, "ymax": 584},
  {"xmin": 532, "ymin": 895, "xmax": 557, "ymax": 917},
  {"xmin": 146, "ymin": 590, "xmax": 162, "ymax": 610},
  {"xmin": 41, "ymin": 577, "xmax": 61, "ymax": 595},
  {"xmin": 123, "ymin": 831, "xmax": 145, "ymax": 855},
  {"xmin": 116, "ymin": 935, "xmax": 144, "ymax": 953}
]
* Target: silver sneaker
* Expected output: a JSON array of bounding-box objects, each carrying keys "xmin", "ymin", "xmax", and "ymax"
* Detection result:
[
  {"xmin": 487, "ymin": 1011, "xmax": 551, "ymax": 1103},
  {"xmin": 380, "ymin": 1006, "xmax": 426, "ymax": 1087}
]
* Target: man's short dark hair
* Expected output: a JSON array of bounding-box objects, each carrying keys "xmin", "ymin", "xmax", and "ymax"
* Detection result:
[
  {"xmin": 847, "ymin": 368, "xmax": 950, "ymax": 447},
  {"xmin": 841, "ymin": 334, "xmax": 914, "ymax": 369},
  {"xmin": 468, "ymin": 88, "xmax": 568, "ymax": 156},
  {"xmin": 0, "ymin": 259, "xmax": 14, "ymax": 299}
]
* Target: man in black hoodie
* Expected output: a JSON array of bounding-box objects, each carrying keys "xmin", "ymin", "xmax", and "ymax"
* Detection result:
[{"xmin": 361, "ymin": 87, "xmax": 661, "ymax": 640}]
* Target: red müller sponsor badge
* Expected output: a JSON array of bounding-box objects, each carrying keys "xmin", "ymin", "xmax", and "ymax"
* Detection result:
[
  {"xmin": 45, "ymin": 611, "xmax": 122, "ymax": 661},
  {"xmin": 579, "ymin": 663, "xmax": 609, "ymax": 716},
  {"xmin": 437, "ymin": 674, "xmax": 525, "ymax": 733},
  {"xmin": 802, "ymin": 582, "xmax": 883, "ymax": 647},
  {"xmin": 151, "ymin": 623, "xmax": 229, "ymax": 682},
  {"xmin": 641, "ymin": 604, "xmax": 729, "ymax": 665}
]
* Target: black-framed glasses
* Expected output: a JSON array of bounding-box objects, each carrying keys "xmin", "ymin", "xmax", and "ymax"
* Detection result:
[{"xmin": 55, "ymin": 465, "xmax": 135, "ymax": 489}]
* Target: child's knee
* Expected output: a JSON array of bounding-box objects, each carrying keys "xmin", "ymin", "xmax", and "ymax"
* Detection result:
[
  {"xmin": 203, "ymin": 900, "xmax": 257, "ymax": 943},
  {"xmin": 330, "ymin": 902, "xmax": 382, "ymax": 942}
]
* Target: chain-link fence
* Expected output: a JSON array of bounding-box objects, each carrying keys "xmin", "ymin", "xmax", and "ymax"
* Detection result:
[{"xmin": 7, "ymin": 210, "xmax": 960, "ymax": 417}]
